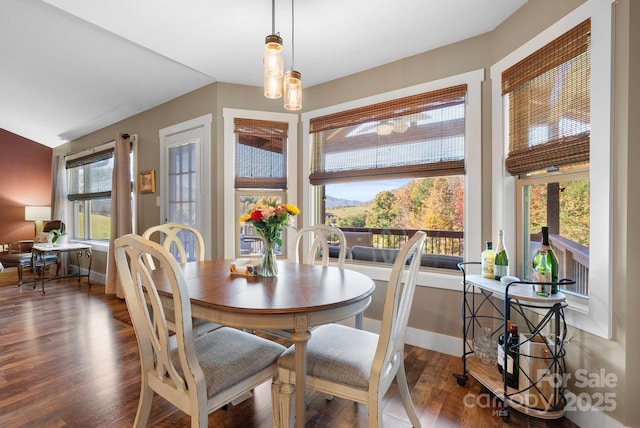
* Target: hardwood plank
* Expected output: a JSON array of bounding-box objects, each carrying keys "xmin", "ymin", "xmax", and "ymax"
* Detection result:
[{"xmin": 0, "ymin": 278, "xmax": 578, "ymax": 427}]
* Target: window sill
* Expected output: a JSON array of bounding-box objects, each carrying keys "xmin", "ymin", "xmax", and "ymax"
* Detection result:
[
  {"xmin": 70, "ymin": 240, "xmax": 109, "ymax": 253},
  {"xmin": 342, "ymin": 260, "xmax": 462, "ymax": 291}
]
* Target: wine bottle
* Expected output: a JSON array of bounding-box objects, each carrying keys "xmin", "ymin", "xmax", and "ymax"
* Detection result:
[
  {"xmin": 505, "ymin": 324, "xmax": 519, "ymax": 389},
  {"xmin": 481, "ymin": 241, "xmax": 495, "ymax": 279},
  {"xmin": 532, "ymin": 226, "xmax": 559, "ymax": 293},
  {"xmin": 497, "ymin": 319, "xmax": 510, "ymax": 374},
  {"xmin": 494, "ymin": 229, "xmax": 509, "ymax": 280},
  {"xmin": 534, "ymin": 250, "xmax": 551, "ymax": 296}
]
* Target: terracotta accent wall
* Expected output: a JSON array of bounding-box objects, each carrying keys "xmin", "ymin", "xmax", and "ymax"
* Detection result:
[{"xmin": 0, "ymin": 129, "xmax": 52, "ymax": 243}]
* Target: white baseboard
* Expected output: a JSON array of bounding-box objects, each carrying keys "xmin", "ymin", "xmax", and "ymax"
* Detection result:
[
  {"xmin": 358, "ymin": 317, "xmax": 625, "ymax": 427},
  {"xmin": 360, "ymin": 317, "xmax": 462, "ymax": 357},
  {"xmin": 563, "ymin": 391, "xmax": 625, "ymax": 428},
  {"xmin": 72, "ymin": 265, "xmax": 105, "ymax": 285}
]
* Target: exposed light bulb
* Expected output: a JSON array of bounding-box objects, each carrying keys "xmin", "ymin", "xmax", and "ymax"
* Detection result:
[{"xmin": 284, "ymin": 70, "xmax": 302, "ymax": 111}]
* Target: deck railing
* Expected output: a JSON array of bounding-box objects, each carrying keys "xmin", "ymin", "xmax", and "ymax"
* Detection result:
[
  {"xmin": 337, "ymin": 227, "xmax": 464, "ymax": 256},
  {"xmin": 240, "ymin": 225, "xmax": 465, "ymax": 258},
  {"xmin": 549, "ymin": 234, "xmax": 589, "ymax": 296}
]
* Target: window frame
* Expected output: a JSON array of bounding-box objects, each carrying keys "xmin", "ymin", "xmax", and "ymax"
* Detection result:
[
  {"xmin": 491, "ymin": 0, "xmax": 613, "ymax": 339},
  {"xmin": 301, "ymin": 70, "xmax": 484, "ymax": 291},
  {"xmin": 66, "ymin": 141, "xmax": 115, "ymax": 245},
  {"xmin": 515, "ymin": 168, "xmax": 590, "ymax": 300},
  {"xmin": 64, "ymin": 136, "xmax": 138, "ymax": 251},
  {"xmin": 223, "ymin": 108, "xmax": 299, "ymax": 259}
]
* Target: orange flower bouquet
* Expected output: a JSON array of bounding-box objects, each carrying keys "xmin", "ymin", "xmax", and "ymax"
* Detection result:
[{"xmin": 239, "ymin": 200, "xmax": 300, "ymax": 276}]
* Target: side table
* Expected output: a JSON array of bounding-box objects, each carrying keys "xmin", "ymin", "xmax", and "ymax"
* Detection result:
[{"xmin": 31, "ymin": 243, "xmax": 92, "ymax": 294}]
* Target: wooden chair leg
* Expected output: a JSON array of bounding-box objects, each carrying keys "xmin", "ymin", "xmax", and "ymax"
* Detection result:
[
  {"xmin": 133, "ymin": 383, "xmax": 154, "ymax": 428},
  {"xmin": 396, "ymin": 361, "xmax": 421, "ymax": 427},
  {"xmin": 278, "ymin": 382, "xmax": 295, "ymax": 428},
  {"xmin": 272, "ymin": 380, "xmax": 282, "ymax": 428}
]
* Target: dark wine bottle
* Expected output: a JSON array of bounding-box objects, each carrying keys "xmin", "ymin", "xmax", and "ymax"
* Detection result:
[
  {"xmin": 505, "ymin": 324, "xmax": 519, "ymax": 389},
  {"xmin": 497, "ymin": 319, "xmax": 510, "ymax": 374},
  {"xmin": 532, "ymin": 226, "xmax": 559, "ymax": 293}
]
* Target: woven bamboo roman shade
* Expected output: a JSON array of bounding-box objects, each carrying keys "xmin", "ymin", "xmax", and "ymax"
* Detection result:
[
  {"xmin": 503, "ymin": 19, "xmax": 590, "ymax": 176},
  {"xmin": 66, "ymin": 148, "xmax": 114, "ymax": 201},
  {"xmin": 308, "ymin": 85, "xmax": 467, "ymax": 185},
  {"xmin": 234, "ymin": 118, "xmax": 288, "ymax": 189}
]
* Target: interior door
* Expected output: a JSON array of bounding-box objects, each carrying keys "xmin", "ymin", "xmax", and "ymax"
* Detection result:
[{"xmin": 159, "ymin": 116, "xmax": 212, "ymax": 259}]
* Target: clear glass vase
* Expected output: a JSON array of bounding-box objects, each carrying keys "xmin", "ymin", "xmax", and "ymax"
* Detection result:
[{"xmin": 256, "ymin": 228, "xmax": 279, "ymax": 277}]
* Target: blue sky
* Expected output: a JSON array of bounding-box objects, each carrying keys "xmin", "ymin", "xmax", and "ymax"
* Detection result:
[{"xmin": 326, "ymin": 179, "xmax": 411, "ymax": 202}]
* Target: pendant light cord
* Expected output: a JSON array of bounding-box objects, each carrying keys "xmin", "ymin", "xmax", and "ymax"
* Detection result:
[
  {"xmin": 271, "ymin": 0, "xmax": 276, "ymax": 35},
  {"xmin": 291, "ymin": 0, "xmax": 295, "ymax": 69}
]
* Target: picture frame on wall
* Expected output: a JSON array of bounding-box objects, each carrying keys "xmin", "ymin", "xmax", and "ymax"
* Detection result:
[{"xmin": 140, "ymin": 169, "xmax": 156, "ymax": 194}]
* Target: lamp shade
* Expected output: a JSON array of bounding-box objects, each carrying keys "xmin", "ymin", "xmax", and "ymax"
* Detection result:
[
  {"xmin": 283, "ymin": 70, "xmax": 302, "ymax": 111},
  {"xmin": 25, "ymin": 206, "xmax": 51, "ymax": 221},
  {"xmin": 264, "ymin": 34, "xmax": 284, "ymax": 99}
]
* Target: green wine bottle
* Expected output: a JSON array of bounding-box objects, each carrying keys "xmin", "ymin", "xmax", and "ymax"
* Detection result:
[
  {"xmin": 494, "ymin": 229, "xmax": 509, "ymax": 280},
  {"xmin": 534, "ymin": 250, "xmax": 551, "ymax": 296},
  {"xmin": 532, "ymin": 226, "xmax": 559, "ymax": 293}
]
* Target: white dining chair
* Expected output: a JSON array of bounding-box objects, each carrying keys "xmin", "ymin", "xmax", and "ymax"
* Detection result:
[
  {"xmin": 290, "ymin": 224, "xmax": 347, "ymax": 268},
  {"xmin": 142, "ymin": 222, "xmax": 205, "ymax": 269},
  {"xmin": 142, "ymin": 223, "xmax": 218, "ymax": 336},
  {"xmin": 273, "ymin": 230, "xmax": 426, "ymax": 428},
  {"xmin": 114, "ymin": 233, "xmax": 286, "ymax": 428},
  {"xmin": 264, "ymin": 225, "xmax": 352, "ymax": 341},
  {"xmin": 292, "ymin": 224, "xmax": 365, "ymax": 327}
]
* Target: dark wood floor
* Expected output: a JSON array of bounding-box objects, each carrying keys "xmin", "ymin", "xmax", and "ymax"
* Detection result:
[{"xmin": 0, "ymin": 275, "xmax": 578, "ymax": 427}]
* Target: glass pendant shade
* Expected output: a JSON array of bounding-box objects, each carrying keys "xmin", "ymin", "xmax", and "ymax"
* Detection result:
[
  {"xmin": 283, "ymin": 70, "xmax": 302, "ymax": 111},
  {"xmin": 264, "ymin": 34, "xmax": 284, "ymax": 98},
  {"xmin": 264, "ymin": 74, "xmax": 283, "ymax": 99}
]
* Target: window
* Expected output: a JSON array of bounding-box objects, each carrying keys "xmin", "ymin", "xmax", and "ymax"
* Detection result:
[
  {"xmin": 67, "ymin": 147, "xmax": 115, "ymax": 241},
  {"xmin": 309, "ymin": 85, "xmax": 467, "ymax": 268},
  {"xmin": 234, "ymin": 118, "xmax": 289, "ymax": 258},
  {"xmin": 301, "ymin": 70, "xmax": 483, "ymax": 287},
  {"xmin": 503, "ymin": 19, "xmax": 591, "ymax": 296},
  {"xmin": 66, "ymin": 139, "xmax": 135, "ymax": 243},
  {"xmin": 222, "ymin": 109, "xmax": 299, "ymax": 259},
  {"xmin": 491, "ymin": 0, "xmax": 613, "ymax": 338},
  {"xmin": 517, "ymin": 169, "xmax": 590, "ymax": 296}
]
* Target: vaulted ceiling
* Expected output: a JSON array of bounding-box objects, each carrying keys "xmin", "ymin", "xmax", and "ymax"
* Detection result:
[{"xmin": 0, "ymin": 0, "xmax": 526, "ymax": 148}]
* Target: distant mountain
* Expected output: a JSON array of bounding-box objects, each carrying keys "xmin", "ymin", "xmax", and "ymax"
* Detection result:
[{"xmin": 325, "ymin": 195, "xmax": 367, "ymax": 209}]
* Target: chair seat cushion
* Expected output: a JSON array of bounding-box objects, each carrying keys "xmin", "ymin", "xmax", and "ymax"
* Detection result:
[
  {"xmin": 0, "ymin": 253, "xmax": 58, "ymax": 267},
  {"xmin": 172, "ymin": 326, "xmax": 285, "ymax": 397},
  {"xmin": 278, "ymin": 323, "xmax": 378, "ymax": 390}
]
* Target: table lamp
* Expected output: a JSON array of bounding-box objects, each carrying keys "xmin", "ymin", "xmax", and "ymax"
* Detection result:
[{"xmin": 25, "ymin": 206, "xmax": 51, "ymax": 235}]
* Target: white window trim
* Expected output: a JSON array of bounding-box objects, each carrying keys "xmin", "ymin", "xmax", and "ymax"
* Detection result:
[
  {"xmin": 301, "ymin": 69, "xmax": 484, "ymax": 291},
  {"xmin": 490, "ymin": 0, "xmax": 613, "ymax": 339},
  {"xmin": 222, "ymin": 108, "xmax": 299, "ymax": 259},
  {"xmin": 65, "ymin": 135, "xmax": 139, "ymax": 252},
  {"xmin": 159, "ymin": 114, "xmax": 213, "ymax": 258}
]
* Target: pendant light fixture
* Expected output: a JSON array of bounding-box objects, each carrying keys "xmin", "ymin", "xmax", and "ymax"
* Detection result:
[
  {"xmin": 283, "ymin": 0, "xmax": 302, "ymax": 110},
  {"xmin": 264, "ymin": 0, "xmax": 283, "ymax": 99}
]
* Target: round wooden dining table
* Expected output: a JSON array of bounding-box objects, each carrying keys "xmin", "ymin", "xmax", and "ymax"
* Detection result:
[{"xmin": 151, "ymin": 259, "xmax": 376, "ymax": 428}]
